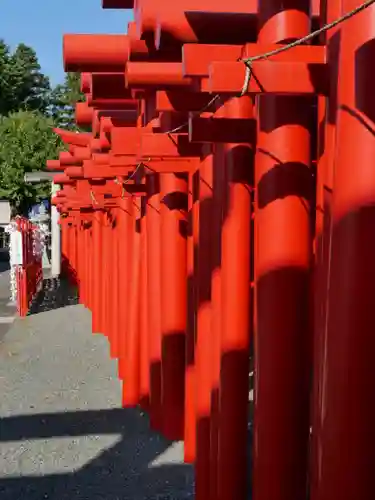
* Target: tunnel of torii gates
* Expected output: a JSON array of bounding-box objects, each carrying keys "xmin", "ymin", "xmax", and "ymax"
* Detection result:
[{"xmin": 45, "ymin": 0, "xmax": 375, "ymax": 498}]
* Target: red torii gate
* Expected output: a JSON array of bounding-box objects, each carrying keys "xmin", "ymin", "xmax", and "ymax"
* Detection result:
[{"xmin": 46, "ymin": 1, "xmax": 375, "ymax": 499}]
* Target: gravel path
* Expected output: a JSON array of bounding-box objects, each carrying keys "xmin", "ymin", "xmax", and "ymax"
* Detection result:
[
  {"xmin": 0, "ymin": 262, "xmax": 16, "ymax": 343},
  {"xmin": 0, "ymin": 303, "xmax": 194, "ymax": 500}
]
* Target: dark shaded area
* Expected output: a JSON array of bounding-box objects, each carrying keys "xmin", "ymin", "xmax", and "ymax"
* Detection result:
[
  {"xmin": 91, "ymin": 74, "xmax": 133, "ymax": 101},
  {"xmin": 355, "ymin": 38, "xmax": 375, "ymax": 125},
  {"xmin": 189, "ymin": 117, "xmax": 256, "ymax": 144},
  {"xmin": 0, "ymin": 259, "xmax": 10, "ymax": 272},
  {"xmin": 0, "ymin": 407, "xmax": 194, "ymax": 500},
  {"xmin": 257, "ymin": 161, "xmax": 313, "ymax": 210},
  {"xmin": 258, "ymin": 95, "xmax": 315, "ymax": 133},
  {"xmin": 158, "ymin": 12, "xmax": 258, "ymax": 48},
  {"xmin": 326, "ymin": 30, "xmax": 340, "ymax": 125},
  {"xmin": 161, "ymin": 191, "xmax": 189, "ymax": 213},
  {"xmin": 255, "ymin": 267, "xmax": 311, "ymax": 499},
  {"xmin": 28, "ymin": 276, "xmax": 78, "ymax": 315},
  {"xmin": 310, "ymin": 204, "xmax": 375, "ymax": 498},
  {"xmin": 160, "ymin": 332, "xmax": 186, "ymax": 441}
]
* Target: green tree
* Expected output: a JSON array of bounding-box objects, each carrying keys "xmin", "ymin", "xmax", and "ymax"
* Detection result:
[
  {"xmin": 0, "ymin": 40, "xmax": 85, "ymax": 212},
  {"xmin": 49, "ymin": 72, "xmax": 85, "ymax": 129},
  {"xmin": 0, "ymin": 40, "xmax": 51, "ymax": 116},
  {"xmin": 0, "ymin": 111, "xmax": 64, "ymax": 213}
]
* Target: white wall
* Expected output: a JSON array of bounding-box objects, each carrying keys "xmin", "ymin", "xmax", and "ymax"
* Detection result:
[{"xmin": 0, "ymin": 201, "xmax": 11, "ymax": 225}]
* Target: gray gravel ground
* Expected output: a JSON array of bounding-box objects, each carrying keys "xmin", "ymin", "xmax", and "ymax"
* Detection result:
[
  {"xmin": 0, "ymin": 262, "xmax": 16, "ymax": 343},
  {"xmin": 0, "ymin": 304, "xmax": 194, "ymax": 499}
]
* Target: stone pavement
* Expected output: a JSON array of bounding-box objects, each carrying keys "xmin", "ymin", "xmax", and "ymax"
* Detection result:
[
  {"xmin": 0, "ymin": 260, "xmax": 16, "ymax": 342},
  {"xmin": 0, "ymin": 302, "xmax": 194, "ymax": 500}
]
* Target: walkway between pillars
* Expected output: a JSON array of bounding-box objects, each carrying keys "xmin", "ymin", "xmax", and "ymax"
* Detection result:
[{"xmin": 0, "ymin": 304, "xmax": 194, "ymax": 500}]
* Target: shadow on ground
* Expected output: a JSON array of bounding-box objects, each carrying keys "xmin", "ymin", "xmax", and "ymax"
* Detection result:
[
  {"xmin": 28, "ymin": 276, "xmax": 79, "ymax": 315},
  {"xmin": 0, "ymin": 407, "xmax": 194, "ymax": 500},
  {"xmin": 0, "ymin": 260, "xmax": 10, "ymax": 273}
]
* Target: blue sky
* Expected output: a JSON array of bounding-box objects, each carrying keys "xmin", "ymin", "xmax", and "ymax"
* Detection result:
[{"xmin": 1, "ymin": 0, "xmax": 133, "ymax": 85}]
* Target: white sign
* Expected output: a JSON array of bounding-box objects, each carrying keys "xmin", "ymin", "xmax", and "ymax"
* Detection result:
[
  {"xmin": 0, "ymin": 200, "xmax": 11, "ymax": 225},
  {"xmin": 10, "ymin": 231, "xmax": 23, "ymax": 265}
]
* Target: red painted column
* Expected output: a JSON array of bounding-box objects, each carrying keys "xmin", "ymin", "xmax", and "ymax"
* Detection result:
[
  {"xmin": 118, "ymin": 197, "xmax": 134, "ymax": 379},
  {"xmin": 65, "ymin": 222, "xmax": 71, "ymax": 278},
  {"xmin": 92, "ymin": 211, "xmax": 103, "ymax": 334},
  {"xmin": 76, "ymin": 220, "xmax": 80, "ymax": 288},
  {"xmin": 209, "ymin": 141, "xmax": 225, "ymax": 500},
  {"xmin": 69, "ymin": 222, "xmax": 76, "ymax": 282},
  {"xmin": 217, "ymin": 96, "xmax": 254, "ymax": 500},
  {"xmin": 253, "ymin": 1, "xmax": 313, "ymax": 499},
  {"xmin": 67, "ymin": 222, "xmax": 73, "ymax": 281},
  {"xmin": 101, "ymin": 213, "xmax": 111, "ymax": 337},
  {"xmin": 122, "ymin": 198, "xmax": 141, "ymax": 407},
  {"xmin": 67, "ymin": 221, "xmax": 73, "ymax": 281},
  {"xmin": 185, "ymin": 168, "xmax": 199, "ymax": 463},
  {"xmin": 312, "ymin": 3, "xmax": 375, "ymax": 500},
  {"xmin": 109, "ymin": 209, "xmax": 120, "ymax": 358},
  {"xmin": 82, "ymin": 224, "xmax": 88, "ymax": 307},
  {"xmin": 83, "ymin": 223, "xmax": 88, "ymax": 305},
  {"xmin": 73, "ymin": 222, "xmax": 78, "ymax": 285},
  {"xmin": 160, "ymin": 172, "xmax": 188, "ymax": 440},
  {"xmin": 310, "ymin": 0, "xmax": 340, "ymax": 495},
  {"xmin": 139, "ymin": 196, "xmax": 150, "ymax": 409},
  {"xmin": 85, "ymin": 222, "xmax": 92, "ymax": 311},
  {"xmin": 89, "ymin": 221, "xmax": 94, "ymax": 311},
  {"xmin": 110, "ymin": 211, "xmax": 117, "ymax": 350},
  {"xmin": 146, "ymin": 174, "xmax": 163, "ymax": 430},
  {"xmin": 78, "ymin": 223, "xmax": 85, "ymax": 305},
  {"xmin": 195, "ymin": 148, "xmax": 215, "ymax": 500},
  {"xmin": 62, "ymin": 219, "xmax": 69, "ymax": 275}
]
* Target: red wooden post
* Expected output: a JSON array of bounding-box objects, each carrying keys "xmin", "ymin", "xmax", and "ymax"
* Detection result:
[
  {"xmin": 122, "ymin": 197, "xmax": 141, "ymax": 406},
  {"xmin": 118, "ymin": 197, "xmax": 134, "ymax": 380},
  {"xmin": 160, "ymin": 172, "xmax": 188, "ymax": 440},
  {"xmin": 109, "ymin": 206, "xmax": 121, "ymax": 358},
  {"xmin": 209, "ymin": 141, "xmax": 225, "ymax": 499},
  {"xmin": 87, "ymin": 219, "xmax": 94, "ymax": 311},
  {"xmin": 92, "ymin": 211, "xmax": 103, "ymax": 333},
  {"xmin": 310, "ymin": 0, "xmax": 340, "ymax": 494},
  {"xmin": 195, "ymin": 148, "xmax": 215, "ymax": 500},
  {"xmin": 61, "ymin": 218, "xmax": 69, "ymax": 275},
  {"xmin": 100, "ymin": 214, "xmax": 109, "ymax": 336},
  {"xmin": 146, "ymin": 174, "xmax": 163, "ymax": 431},
  {"xmin": 253, "ymin": 2, "xmax": 313, "ymax": 499},
  {"xmin": 139, "ymin": 196, "xmax": 150, "ymax": 409},
  {"xmin": 106, "ymin": 210, "xmax": 115, "ymax": 346},
  {"xmin": 217, "ymin": 96, "xmax": 254, "ymax": 500},
  {"xmin": 311, "ymin": 2, "xmax": 375, "ymax": 499},
  {"xmin": 185, "ymin": 168, "xmax": 199, "ymax": 463}
]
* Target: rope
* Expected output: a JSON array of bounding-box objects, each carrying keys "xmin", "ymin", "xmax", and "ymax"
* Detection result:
[
  {"xmin": 123, "ymin": 162, "xmax": 144, "ymax": 184},
  {"xmin": 90, "ymin": 190, "xmax": 98, "ymax": 205},
  {"xmin": 164, "ymin": 94, "xmax": 221, "ymax": 134},
  {"xmin": 240, "ymin": 0, "xmax": 375, "ymax": 95}
]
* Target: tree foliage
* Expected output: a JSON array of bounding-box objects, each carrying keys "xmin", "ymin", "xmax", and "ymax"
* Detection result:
[
  {"xmin": 0, "ymin": 40, "xmax": 85, "ymax": 212},
  {"xmin": 0, "ymin": 111, "xmax": 64, "ymax": 212},
  {"xmin": 0, "ymin": 40, "xmax": 51, "ymax": 116},
  {"xmin": 49, "ymin": 72, "xmax": 85, "ymax": 129}
]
